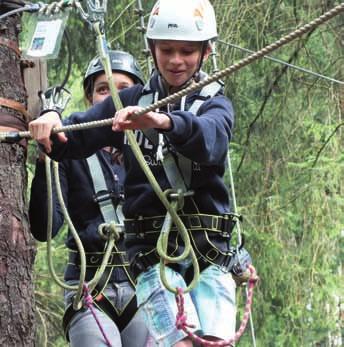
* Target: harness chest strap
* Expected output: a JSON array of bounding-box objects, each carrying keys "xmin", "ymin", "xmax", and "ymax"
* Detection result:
[
  {"xmin": 138, "ymin": 80, "xmax": 223, "ymax": 190},
  {"xmin": 86, "ymin": 153, "xmax": 123, "ymax": 224}
]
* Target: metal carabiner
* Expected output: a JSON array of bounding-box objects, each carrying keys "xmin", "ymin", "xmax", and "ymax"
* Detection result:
[{"xmin": 39, "ymin": 86, "xmax": 71, "ymax": 114}]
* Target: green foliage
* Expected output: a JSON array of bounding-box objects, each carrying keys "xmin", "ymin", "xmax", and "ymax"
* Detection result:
[{"xmin": 26, "ymin": 0, "xmax": 343, "ymax": 345}]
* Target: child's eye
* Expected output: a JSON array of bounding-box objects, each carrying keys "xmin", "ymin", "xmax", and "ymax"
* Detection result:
[
  {"xmin": 161, "ymin": 48, "xmax": 172, "ymax": 54},
  {"xmin": 97, "ymin": 86, "xmax": 109, "ymax": 94},
  {"xmin": 182, "ymin": 49, "xmax": 196, "ymax": 55}
]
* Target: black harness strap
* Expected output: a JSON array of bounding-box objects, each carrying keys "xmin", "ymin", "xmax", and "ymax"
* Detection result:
[
  {"xmin": 62, "ymin": 293, "xmax": 138, "ymax": 341},
  {"xmin": 128, "ymin": 213, "xmax": 237, "ymax": 281},
  {"xmin": 95, "ymin": 292, "xmax": 138, "ymax": 332},
  {"xmin": 62, "ymin": 266, "xmax": 137, "ymax": 341},
  {"xmin": 68, "ymin": 249, "xmax": 130, "ymax": 268}
]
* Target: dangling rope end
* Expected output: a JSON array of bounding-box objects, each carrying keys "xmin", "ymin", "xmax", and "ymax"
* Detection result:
[
  {"xmin": 81, "ymin": 283, "xmax": 113, "ymax": 347},
  {"xmin": 175, "ymin": 287, "xmax": 196, "ymax": 330}
]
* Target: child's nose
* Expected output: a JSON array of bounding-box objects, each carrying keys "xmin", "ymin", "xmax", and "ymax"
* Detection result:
[{"xmin": 170, "ymin": 52, "xmax": 183, "ymax": 64}]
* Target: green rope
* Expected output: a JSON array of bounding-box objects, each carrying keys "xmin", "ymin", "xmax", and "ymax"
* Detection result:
[
  {"xmin": 47, "ymin": 158, "xmax": 123, "ymax": 309},
  {"xmin": 156, "ymin": 199, "xmax": 200, "ymax": 293},
  {"xmin": 94, "ymin": 23, "xmax": 199, "ymax": 293},
  {"xmin": 45, "ymin": 157, "xmax": 85, "ymax": 308},
  {"xmin": 45, "ymin": 156, "xmax": 86, "ymax": 304},
  {"xmin": 226, "ymin": 152, "xmax": 243, "ymax": 246},
  {"xmin": 87, "ymin": 223, "xmax": 118, "ymax": 293}
]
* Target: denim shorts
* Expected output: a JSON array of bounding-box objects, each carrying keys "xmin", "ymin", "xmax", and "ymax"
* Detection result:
[{"xmin": 136, "ymin": 264, "xmax": 236, "ymax": 346}]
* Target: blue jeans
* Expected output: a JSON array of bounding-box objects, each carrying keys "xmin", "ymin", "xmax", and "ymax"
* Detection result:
[
  {"xmin": 136, "ymin": 264, "xmax": 236, "ymax": 347},
  {"xmin": 64, "ymin": 281, "xmax": 151, "ymax": 347}
]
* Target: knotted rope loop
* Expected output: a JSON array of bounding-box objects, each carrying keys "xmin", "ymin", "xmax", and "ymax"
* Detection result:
[
  {"xmin": 82, "ymin": 283, "xmax": 113, "ymax": 347},
  {"xmin": 175, "ymin": 265, "xmax": 258, "ymax": 346},
  {"xmin": 98, "ymin": 221, "xmax": 123, "ymax": 241}
]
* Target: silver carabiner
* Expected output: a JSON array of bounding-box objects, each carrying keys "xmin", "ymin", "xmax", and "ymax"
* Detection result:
[{"xmin": 39, "ymin": 86, "xmax": 71, "ymax": 114}]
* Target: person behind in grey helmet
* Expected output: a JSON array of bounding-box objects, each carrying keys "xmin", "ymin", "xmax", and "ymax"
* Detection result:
[{"xmin": 29, "ymin": 50, "xmax": 152, "ymax": 347}]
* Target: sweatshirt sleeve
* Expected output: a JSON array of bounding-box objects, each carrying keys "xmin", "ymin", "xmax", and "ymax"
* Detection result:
[
  {"xmin": 164, "ymin": 95, "xmax": 234, "ymax": 165},
  {"xmin": 47, "ymin": 96, "xmax": 120, "ymax": 161},
  {"xmin": 29, "ymin": 158, "xmax": 68, "ymax": 242},
  {"xmin": 47, "ymin": 86, "xmax": 141, "ymax": 162}
]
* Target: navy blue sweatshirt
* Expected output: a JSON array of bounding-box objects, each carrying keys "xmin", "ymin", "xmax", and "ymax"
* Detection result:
[
  {"xmin": 29, "ymin": 150, "xmax": 128, "ymax": 282},
  {"xmin": 46, "ymin": 72, "xmax": 235, "ymax": 260}
]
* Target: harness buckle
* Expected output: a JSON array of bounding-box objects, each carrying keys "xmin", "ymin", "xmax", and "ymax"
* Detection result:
[
  {"xmin": 220, "ymin": 251, "xmax": 234, "ymax": 272},
  {"xmin": 229, "ymin": 247, "xmax": 252, "ymax": 277},
  {"xmin": 93, "ymin": 189, "xmax": 122, "ymax": 203},
  {"xmin": 222, "ymin": 213, "xmax": 239, "ymax": 235},
  {"xmin": 130, "ymin": 251, "xmax": 157, "ymax": 278}
]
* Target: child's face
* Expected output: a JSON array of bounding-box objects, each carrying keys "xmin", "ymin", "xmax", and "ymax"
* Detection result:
[
  {"xmin": 155, "ymin": 40, "xmax": 208, "ymax": 88},
  {"xmin": 91, "ymin": 72, "xmax": 135, "ymax": 105}
]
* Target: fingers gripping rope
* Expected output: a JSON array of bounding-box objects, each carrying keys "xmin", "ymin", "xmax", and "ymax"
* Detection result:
[{"xmin": 175, "ymin": 265, "xmax": 259, "ymax": 347}]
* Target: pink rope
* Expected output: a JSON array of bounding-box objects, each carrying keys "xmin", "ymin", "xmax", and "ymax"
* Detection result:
[
  {"xmin": 82, "ymin": 284, "xmax": 113, "ymax": 347},
  {"xmin": 175, "ymin": 265, "xmax": 258, "ymax": 347}
]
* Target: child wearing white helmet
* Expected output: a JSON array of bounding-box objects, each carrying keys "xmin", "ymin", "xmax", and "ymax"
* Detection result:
[{"xmin": 29, "ymin": 1, "xmax": 236, "ymax": 346}]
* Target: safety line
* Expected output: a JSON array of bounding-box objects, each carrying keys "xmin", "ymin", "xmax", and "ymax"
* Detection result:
[
  {"xmin": 3, "ymin": 2, "xmax": 343, "ymax": 142},
  {"xmin": 217, "ymin": 39, "xmax": 344, "ymax": 85}
]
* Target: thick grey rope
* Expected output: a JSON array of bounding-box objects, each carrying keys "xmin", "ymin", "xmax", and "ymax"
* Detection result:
[{"xmin": 2, "ymin": 2, "xmax": 343, "ymax": 140}]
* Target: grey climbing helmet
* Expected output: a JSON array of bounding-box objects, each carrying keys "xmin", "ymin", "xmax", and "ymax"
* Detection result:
[{"xmin": 83, "ymin": 50, "xmax": 144, "ymax": 96}]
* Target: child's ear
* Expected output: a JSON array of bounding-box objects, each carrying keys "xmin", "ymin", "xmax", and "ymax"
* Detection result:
[
  {"xmin": 203, "ymin": 44, "xmax": 212, "ymax": 61},
  {"xmin": 84, "ymin": 93, "xmax": 93, "ymax": 107}
]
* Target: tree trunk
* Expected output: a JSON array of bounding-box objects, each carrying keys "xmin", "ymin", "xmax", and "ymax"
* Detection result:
[{"xmin": 0, "ymin": 13, "xmax": 36, "ymax": 347}]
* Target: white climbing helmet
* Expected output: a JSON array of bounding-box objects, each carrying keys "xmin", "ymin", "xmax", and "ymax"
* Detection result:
[{"xmin": 146, "ymin": 0, "xmax": 217, "ymax": 42}]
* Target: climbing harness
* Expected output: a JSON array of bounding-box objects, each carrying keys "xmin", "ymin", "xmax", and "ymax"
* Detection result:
[
  {"xmin": 61, "ymin": 153, "xmax": 137, "ymax": 340},
  {"xmin": 137, "ymin": 76, "xmax": 222, "ymax": 189},
  {"xmin": 132, "ymin": 75, "xmax": 237, "ymax": 292},
  {"xmin": 87, "ymin": 153, "xmax": 125, "ymax": 226}
]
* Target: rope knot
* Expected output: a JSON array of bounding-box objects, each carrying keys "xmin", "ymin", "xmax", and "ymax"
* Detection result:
[{"xmin": 82, "ymin": 283, "xmax": 93, "ymax": 307}]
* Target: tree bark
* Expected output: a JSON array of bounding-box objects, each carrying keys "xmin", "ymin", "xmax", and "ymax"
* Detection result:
[{"xmin": 0, "ymin": 14, "xmax": 36, "ymax": 347}]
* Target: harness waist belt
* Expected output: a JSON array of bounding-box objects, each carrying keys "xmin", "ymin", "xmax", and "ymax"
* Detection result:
[
  {"xmin": 130, "ymin": 249, "xmax": 234, "ymax": 281},
  {"xmin": 68, "ymin": 250, "xmax": 129, "ymax": 268},
  {"xmin": 124, "ymin": 213, "xmax": 235, "ymax": 236}
]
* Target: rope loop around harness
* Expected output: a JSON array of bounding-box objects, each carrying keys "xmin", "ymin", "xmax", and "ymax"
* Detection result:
[
  {"xmin": 155, "ymin": 196, "xmax": 201, "ymax": 294},
  {"xmin": 156, "ymin": 199, "xmax": 192, "ymax": 263},
  {"xmin": 159, "ymin": 247, "xmax": 200, "ymax": 295},
  {"xmin": 164, "ymin": 188, "xmax": 185, "ymax": 211},
  {"xmin": 98, "ymin": 221, "xmax": 123, "ymax": 241},
  {"xmin": 165, "ymin": 189, "xmax": 195, "ymax": 211}
]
